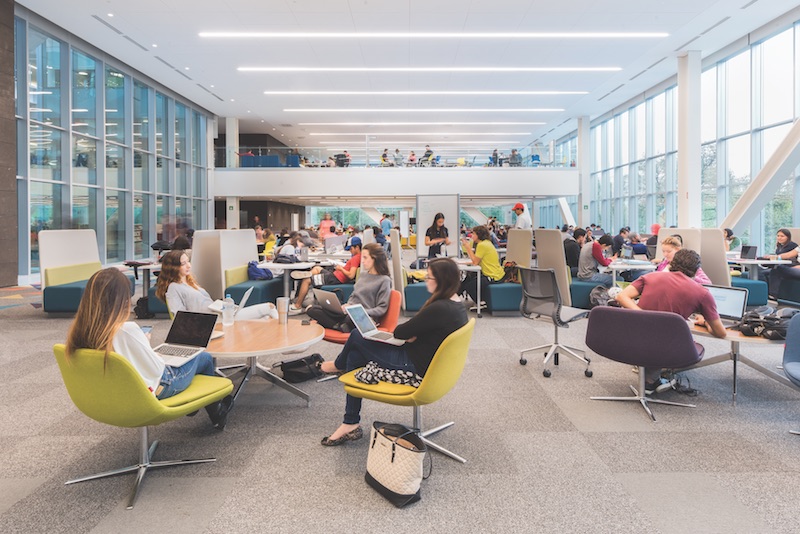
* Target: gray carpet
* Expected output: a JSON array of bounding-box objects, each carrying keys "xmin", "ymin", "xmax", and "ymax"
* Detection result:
[{"xmin": 1, "ymin": 267, "xmax": 799, "ymax": 534}]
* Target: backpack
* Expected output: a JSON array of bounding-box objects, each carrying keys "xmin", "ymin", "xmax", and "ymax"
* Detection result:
[
  {"xmin": 248, "ymin": 260, "xmax": 273, "ymax": 280},
  {"xmin": 739, "ymin": 307, "xmax": 800, "ymax": 340}
]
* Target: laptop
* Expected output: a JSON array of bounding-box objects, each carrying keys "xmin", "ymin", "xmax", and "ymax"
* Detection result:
[
  {"xmin": 208, "ymin": 286, "xmax": 254, "ymax": 316},
  {"xmin": 740, "ymin": 245, "xmax": 757, "ymax": 260},
  {"xmin": 704, "ymin": 284, "xmax": 749, "ymax": 327},
  {"xmin": 313, "ymin": 288, "xmax": 344, "ymax": 315},
  {"xmin": 618, "ymin": 246, "xmax": 651, "ymax": 265},
  {"xmin": 345, "ymin": 303, "xmax": 405, "ymax": 346},
  {"xmin": 153, "ymin": 311, "xmax": 219, "ymax": 366}
]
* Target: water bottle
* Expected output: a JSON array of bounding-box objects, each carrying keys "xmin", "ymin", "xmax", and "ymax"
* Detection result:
[{"xmin": 222, "ymin": 293, "xmax": 235, "ymax": 326}]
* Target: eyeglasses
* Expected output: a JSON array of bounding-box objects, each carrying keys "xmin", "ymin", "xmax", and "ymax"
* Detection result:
[{"xmin": 424, "ymin": 275, "xmax": 435, "ymax": 281}]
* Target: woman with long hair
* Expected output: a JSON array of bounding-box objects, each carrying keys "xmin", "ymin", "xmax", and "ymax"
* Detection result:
[
  {"xmin": 654, "ymin": 236, "xmax": 711, "ymax": 284},
  {"xmin": 460, "ymin": 225, "xmax": 505, "ymax": 304},
  {"xmin": 66, "ymin": 268, "xmax": 233, "ymax": 429},
  {"xmin": 318, "ymin": 257, "xmax": 468, "ymax": 446},
  {"xmin": 424, "ymin": 212, "xmax": 451, "ymax": 259},
  {"xmin": 305, "ymin": 243, "xmax": 392, "ymax": 332},
  {"xmin": 155, "ymin": 250, "xmax": 278, "ymax": 319}
]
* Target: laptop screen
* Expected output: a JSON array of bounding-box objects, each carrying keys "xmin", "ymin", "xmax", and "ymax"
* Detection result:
[
  {"xmin": 346, "ymin": 304, "xmax": 377, "ymax": 334},
  {"xmin": 621, "ymin": 246, "xmax": 633, "ymax": 260},
  {"xmin": 165, "ymin": 311, "xmax": 218, "ymax": 347},
  {"xmin": 740, "ymin": 245, "xmax": 757, "ymax": 259},
  {"xmin": 704, "ymin": 285, "xmax": 748, "ymax": 321}
]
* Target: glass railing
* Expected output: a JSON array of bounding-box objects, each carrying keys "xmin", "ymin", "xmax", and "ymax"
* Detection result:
[{"xmin": 213, "ymin": 145, "xmax": 571, "ymax": 169}]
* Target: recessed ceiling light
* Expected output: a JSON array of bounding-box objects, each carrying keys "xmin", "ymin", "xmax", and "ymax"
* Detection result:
[
  {"xmin": 107, "ymin": 13, "xmax": 114, "ymax": 17},
  {"xmin": 184, "ymin": 67, "xmax": 190, "ymax": 71},
  {"xmin": 310, "ymin": 132, "xmax": 531, "ymax": 136},
  {"xmin": 152, "ymin": 44, "xmax": 158, "ymax": 48},
  {"xmin": 247, "ymin": 110, "xmax": 251, "ymax": 113},
  {"xmin": 300, "ymin": 122, "xmax": 545, "ymax": 126},
  {"xmin": 286, "ymin": 108, "xmax": 563, "ymax": 113},
  {"xmin": 230, "ymin": 99, "xmax": 235, "ymax": 102},
  {"xmin": 202, "ymin": 31, "xmax": 668, "ymax": 39},
  {"xmin": 210, "ymin": 84, "xmax": 214, "ymax": 88},
  {"xmin": 248, "ymin": 67, "xmax": 615, "ymax": 74},
  {"xmin": 265, "ymin": 90, "xmax": 588, "ymax": 95}
]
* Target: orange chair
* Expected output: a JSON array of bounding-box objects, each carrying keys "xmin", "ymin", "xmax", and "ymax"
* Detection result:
[{"xmin": 323, "ymin": 289, "xmax": 402, "ymax": 344}]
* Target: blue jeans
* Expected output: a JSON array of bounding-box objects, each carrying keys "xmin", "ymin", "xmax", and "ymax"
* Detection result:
[
  {"xmin": 580, "ymin": 272, "xmax": 613, "ymax": 288},
  {"xmin": 334, "ymin": 330, "xmax": 416, "ymax": 425},
  {"xmin": 157, "ymin": 352, "xmax": 215, "ymax": 399}
]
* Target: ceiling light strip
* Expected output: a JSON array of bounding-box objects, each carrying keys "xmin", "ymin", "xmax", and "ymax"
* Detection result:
[
  {"xmin": 310, "ymin": 132, "xmax": 531, "ymax": 136},
  {"xmin": 299, "ymin": 122, "xmax": 545, "ymax": 126},
  {"xmin": 202, "ymin": 32, "xmax": 668, "ymax": 39},
  {"xmin": 265, "ymin": 90, "xmax": 587, "ymax": 95},
  {"xmin": 286, "ymin": 108, "xmax": 564, "ymax": 112},
  {"xmin": 245, "ymin": 67, "xmax": 618, "ymax": 73}
]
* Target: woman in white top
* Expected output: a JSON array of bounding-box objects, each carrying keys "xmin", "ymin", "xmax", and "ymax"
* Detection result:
[
  {"xmin": 155, "ymin": 250, "xmax": 278, "ymax": 319},
  {"xmin": 65, "ymin": 268, "xmax": 233, "ymax": 429}
]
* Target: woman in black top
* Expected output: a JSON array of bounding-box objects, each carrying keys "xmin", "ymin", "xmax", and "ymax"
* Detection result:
[
  {"xmin": 764, "ymin": 228, "xmax": 800, "ymax": 295},
  {"xmin": 425, "ymin": 212, "xmax": 451, "ymax": 259},
  {"xmin": 319, "ymin": 258, "xmax": 468, "ymax": 446}
]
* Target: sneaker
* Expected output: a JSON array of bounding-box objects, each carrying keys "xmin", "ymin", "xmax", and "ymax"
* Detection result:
[
  {"xmin": 288, "ymin": 304, "xmax": 304, "ymax": 315},
  {"xmin": 644, "ymin": 377, "xmax": 677, "ymax": 395},
  {"xmin": 291, "ymin": 270, "xmax": 313, "ymax": 280}
]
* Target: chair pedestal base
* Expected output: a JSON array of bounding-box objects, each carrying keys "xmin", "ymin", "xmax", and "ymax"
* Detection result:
[
  {"xmin": 521, "ymin": 342, "xmax": 591, "ymax": 378},
  {"xmin": 790, "ymin": 430, "xmax": 800, "ymax": 436},
  {"xmin": 590, "ymin": 372, "xmax": 696, "ymax": 422},
  {"xmin": 413, "ymin": 407, "xmax": 466, "ymax": 464},
  {"xmin": 65, "ymin": 426, "xmax": 216, "ymax": 509}
]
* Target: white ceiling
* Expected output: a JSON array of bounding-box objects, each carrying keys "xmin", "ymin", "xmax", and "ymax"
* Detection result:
[{"xmin": 17, "ymin": 0, "xmax": 800, "ymax": 153}]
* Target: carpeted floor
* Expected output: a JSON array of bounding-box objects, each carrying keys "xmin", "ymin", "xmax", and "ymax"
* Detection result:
[{"xmin": 1, "ymin": 264, "xmax": 799, "ymax": 533}]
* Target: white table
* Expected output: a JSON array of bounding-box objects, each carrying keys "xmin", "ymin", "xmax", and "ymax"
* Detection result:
[
  {"xmin": 456, "ymin": 262, "xmax": 484, "ymax": 318},
  {"xmin": 258, "ymin": 261, "xmax": 316, "ymax": 298},
  {"xmin": 606, "ymin": 261, "xmax": 657, "ymax": 287},
  {"xmin": 726, "ymin": 258, "xmax": 792, "ymax": 280}
]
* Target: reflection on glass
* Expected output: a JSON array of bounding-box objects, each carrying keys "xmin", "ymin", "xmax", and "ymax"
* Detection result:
[
  {"xmin": 105, "ymin": 144, "xmax": 126, "ymax": 189},
  {"xmin": 30, "ymin": 181, "xmax": 63, "ymax": 271},
  {"xmin": 156, "ymin": 156, "xmax": 168, "ymax": 193},
  {"xmin": 72, "ymin": 135, "xmax": 97, "ymax": 185},
  {"xmin": 29, "ymin": 125, "xmax": 62, "ymax": 181},
  {"xmin": 175, "ymin": 103, "xmax": 186, "ymax": 162},
  {"xmin": 725, "ymin": 51, "xmax": 750, "ymax": 136},
  {"xmin": 194, "ymin": 167, "xmax": 205, "ymax": 198},
  {"xmin": 134, "ymin": 193, "xmax": 151, "ymax": 258},
  {"xmin": 106, "ymin": 191, "xmax": 126, "ymax": 262},
  {"xmin": 106, "ymin": 67, "xmax": 126, "ymax": 143},
  {"xmin": 134, "ymin": 151, "xmax": 149, "ymax": 191},
  {"xmin": 72, "ymin": 186, "xmax": 97, "ymax": 230},
  {"xmin": 761, "ymin": 29, "xmax": 793, "ymax": 127},
  {"xmin": 72, "ymin": 50, "xmax": 96, "ymax": 136},
  {"xmin": 134, "ymin": 81, "xmax": 150, "ymax": 152},
  {"xmin": 156, "ymin": 92, "xmax": 168, "ymax": 156},
  {"xmin": 192, "ymin": 111, "xmax": 204, "ymax": 165},
  {"xmin": 176, "ymin": 160, "xmax": 188, "ymax": 196},
  {"xmin": 28, "ymin": 27, "xmax": 62, "ymax": 127}
]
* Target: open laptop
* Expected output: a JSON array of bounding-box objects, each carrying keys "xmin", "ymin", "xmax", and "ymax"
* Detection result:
[
  {"xmin": 153, "ymin": 311, "xmax": 219, "ymax": 366},
  {"xmin": 313, "ymin": 288, "xmax": 344, "ymax": 315},
  {"xmin": 208, "ymin": 286, "xmax": 254, "ymax": 316},
  {"xmin": 740, "ymin": 245, "xmax": 757, "ymax": 260},
  {"xmin": 618, "ymin": 246, "xmax": 651, "ymax": 265},
  {"xmin": 345, "ymin": 303, "xmax": 405, "ymax": 346},
  {"xmin": 704, "ymin": 284, "xmax": 749, "ymax": 328}
]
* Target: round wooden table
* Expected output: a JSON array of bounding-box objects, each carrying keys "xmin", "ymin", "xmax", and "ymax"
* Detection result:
[{"xmin": 206, "ymin": 319, "xmax": 324, "ymax": 403}]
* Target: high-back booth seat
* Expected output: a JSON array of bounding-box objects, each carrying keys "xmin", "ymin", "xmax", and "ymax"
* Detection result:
[
  {"xmin": 44, "ymin": 262, "xmax": 135, "ymax": 313},
  {"xmin": 224, "ymin": 265, "xmax": 284, "ymax": 305},
  {"xmin": 53, "ymin": 345, "xmax": 233, "ymax": 509},
  {"xmin": 730, "ymin": 277, "xmax": 769, "ymax": 306}
]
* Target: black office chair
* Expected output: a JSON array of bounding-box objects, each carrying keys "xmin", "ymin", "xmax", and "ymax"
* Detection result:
[
  {"xmin": 783, "ymin": 315, "xmax": 800, "ymax": 435},
  {"xmin": 518, "ymin": 267, "xmax": 592, "ymax": 378}
]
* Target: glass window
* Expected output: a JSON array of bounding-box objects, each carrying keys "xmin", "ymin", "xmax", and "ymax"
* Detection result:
[
  {"xmin": 29, "ymin": 125, "xmax": 62, "ymax": 181},
  {"xmin": 71, "ymin": 185, "xmax": 97, "ymax": 231},
  {"xmin": 763, "ymin": 123, "xmax": 792, "ymax": 163},
  {"xmin": 726, "ymin": 134, "xmax": 751, "ymax": 209},
  {"xmin": 592, "ymin": 127, "xmax": 601, "ymax": 171},
  {"xmin": 725, "ymin": 51, "xmax": 751, "ymax": 136},
  {"xmin": 71, "ymin": 50, "xmax": 97, "ymax": 136},
  {"xmin": 134, "ymin": 81, "xmax": 150, "ymax": 152},
  {"xmin": 192, "ymin": 111, "xmax": 204, "ymax": 165},
  {"xmin": 652, "ymin": 93, "xmax": 666, "ymax": 156},
  {"xmin": 762, "ymin": 177, "xmax": 794, "ymax": 247},
  {"xmin": 134, "ymin": 193, "xmax": 151, "ymax": 258},
  {"xmin": 157, "ymin": 156, "xmax": 169, "ymax": 193},
  {"xmin": 761, "ymin": 28, "xmax": 794, "ymax": 126},
  {"xmin": 193, "ymin": 167, "xmax": 206, "ymax": 198},
  {"xmin": 30, "ymin": 181, "xmax": 63, "ymax": 271},
  {"xmin": 634, "ymin": 103, "xmax": 646, "ymax": 161},
  {"xmin": 134, "ymin": 151, "xmax": 149, "ymax": 191},
  {"xmin": 175, "ymin": 103, "xmax": 187, "ymax": 162},
  {"xmin": 176, "ymin": 160, "xmax": 188, "ymax": 196},
  {"xmin": 28, "ymin": 27, "xmax": 62, "ymax": 127},
  {"xmin": 701, "ymin": 67, "xmax": 717, "ymax": 143},
  {"xmin": 105, "ymin": 67, "xmax": 126, "ymax": 143},
  {"xmin": 193, "ymin": 199, "xmax": 205, "ymax": 229},
  {"xmin": 156, "ymin": 92, "xmax": 168, "ymax": 156},
  {"xmin": 106, "ymin": 191, "xmax": 126, "ymax": 262},
  {"xmin": 606, "ymin": 120, "xmax": 614, "ymax": 169},
  {"xmin": 701, "ymin": 143, "xmax": 717, "ymax": 227},
  {"xmin": 105, "ymin": 144, "xmax": 126, "ymax": 189},
  {"xmin": 72, "ymin": 134, "xmax": 97, "ymax": 185},
  {"xmin": 618, "ymin": 111, "xmax": 629, "ymax": 164}
]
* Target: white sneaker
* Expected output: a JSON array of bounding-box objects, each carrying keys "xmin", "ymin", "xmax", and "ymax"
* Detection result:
[
  {"xmin": 291, "ymin": 271, "xmax": 313, "ymax": 280},
  {"xmin": 288, "ymin": 304, "xmax": 304, "ymax": 315}
]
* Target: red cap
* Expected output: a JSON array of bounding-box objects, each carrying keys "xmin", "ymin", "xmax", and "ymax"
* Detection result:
[{"xmin": 513, "ymin": 203, "xmax": 525, "ymax": 210}]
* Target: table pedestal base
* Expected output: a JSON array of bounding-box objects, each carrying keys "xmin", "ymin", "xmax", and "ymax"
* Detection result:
[{"xmin": 221, "ymin": 356, "xmax": 310, "ymax": 405}]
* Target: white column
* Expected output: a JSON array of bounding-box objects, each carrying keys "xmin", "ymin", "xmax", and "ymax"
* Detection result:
[
  {"xmin": 677, "ymin": 51, "xmax": 702, "ymax": 227},
  {"xmin": 226, "ymin": 196, "xmax": 240, "ymax": 229},
  {"xmin": 225, "ymin": 117, "xmax": 239, "ymax": 168},
  {"xmin": 577, "ymin": 116, "xmax": 591, "ymax": 228}
]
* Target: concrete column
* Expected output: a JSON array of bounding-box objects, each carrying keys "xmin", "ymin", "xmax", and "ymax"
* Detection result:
[
  {"xmin": 226, "ymin": 196, "xmax": 240, "ymax": 229},
  {"xmin": 677, "ymin": 51, "xmax": 702, "ymax": 227},
  {"xmin": 0, "ymin": 0, "xmax": 16, "ymax": 286},
  {"xmin": 225, "ymin": 117, "xmax": 239, "ymax": 168},
  {"xmin": 577, "ymin": 116, "xmax": 591, "ymax": 228}
]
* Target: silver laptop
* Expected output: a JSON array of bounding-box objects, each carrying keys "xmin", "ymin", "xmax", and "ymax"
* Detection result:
[
  {"xmin": 208, "ymin": 286, "xmax": 254, "ymax": 316},
  {"xmin": 313, "ymin": 288, "xmax": 344, "ymax": 315},
  {"xmin": 345, "ymin": 303, "xmax": 405, "ymax": 346},
  {"xmin": 153, "ymin": 311, "xmax": 218, "ymax": 366},
  {"xmin": 704, "ymin": 284, "xmax": 749, "ymax": 327},
  {"xmin": 740, "ymin": 245, "xmax": 757, "ymax": 260}
]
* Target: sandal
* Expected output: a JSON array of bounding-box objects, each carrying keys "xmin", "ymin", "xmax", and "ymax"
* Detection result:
[{"xmin": 321, "ymin": 426, "xmax": 363, "ymax": 446}]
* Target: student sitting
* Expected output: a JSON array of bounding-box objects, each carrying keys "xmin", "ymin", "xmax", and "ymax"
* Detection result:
[{"xmin": 289, "ymin": 237, "xmax": 362, "ymax": 314}]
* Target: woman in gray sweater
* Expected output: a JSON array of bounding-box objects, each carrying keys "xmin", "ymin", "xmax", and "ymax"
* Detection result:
[{"xmin": 305, "ymin": 243, "xmax": 392, "ymax": 331}]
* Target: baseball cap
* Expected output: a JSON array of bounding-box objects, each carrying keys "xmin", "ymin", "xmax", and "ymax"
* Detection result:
[
  {"xmin": 513, "ymin": 202, "xmax": 525, "ymax": 210},
  {"xmin": 344, "ymin": 236, "xmax": 362, "ymax": 250}
]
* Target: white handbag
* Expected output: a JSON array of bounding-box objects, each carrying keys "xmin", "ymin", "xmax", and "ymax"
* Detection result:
[{"xmin": 365, "ymin": 422, "xmax": 429, "ymax": 507}]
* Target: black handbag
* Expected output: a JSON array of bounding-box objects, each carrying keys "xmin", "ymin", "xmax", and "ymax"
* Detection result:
[{"xmin": 273, "ymin": 353, "xmax": 324, "ymax": 383}]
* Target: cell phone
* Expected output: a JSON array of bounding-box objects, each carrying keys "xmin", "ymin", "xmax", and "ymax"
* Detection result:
[
  {"xmin": 140, "ymin": 325, "xmax": 153, "ymax": 334},
  {"xmin": 301, "ymin": 319, "xmax": 310, "ymax": 326}
]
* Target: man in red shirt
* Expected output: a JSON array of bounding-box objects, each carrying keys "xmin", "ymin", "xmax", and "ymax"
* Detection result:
[
  {"xmin": 616, "ymin": 248, "xmax": 726, "ymax": 393},
  {"xmin": 289, "ymin": 237, "xmax": 362, "ymax": 314}
]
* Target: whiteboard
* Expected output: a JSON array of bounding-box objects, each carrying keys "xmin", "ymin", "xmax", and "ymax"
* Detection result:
[{"xmin": 416, "ymin": 194, "xmax": 460, "ymax": 258}]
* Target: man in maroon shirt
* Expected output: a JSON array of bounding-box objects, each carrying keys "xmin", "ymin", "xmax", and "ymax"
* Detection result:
[{"xmin": 616, "ymin": 248, "xmax": 726, "ymax": 393}]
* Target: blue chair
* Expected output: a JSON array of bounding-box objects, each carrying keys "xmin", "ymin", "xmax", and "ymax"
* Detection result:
[{"xmin": 783, "ymin": 315, "xmax": 800, "ymax": 435}]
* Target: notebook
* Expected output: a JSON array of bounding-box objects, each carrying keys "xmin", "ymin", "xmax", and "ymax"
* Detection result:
[
  {"xmin": 313, "ymin": 288, "xmax": 344, "ymax": 315},
  {"xmin": 153, "ymin": 311, "xmax": 219, "ymax": 366},
  {"xmin": 345, "ymin": 303, "xmax": 405, "ymax": 346},
  {"xmin": 704, "ymin": 284, "xmax": 749, "ymax": 326},
  {"xmin": 740, "ymin": 245, "xmax": 757, "ymax": 260},
  {"xmin": 208, "ymin": 286, "xmax": 254, "ymax": 316}
]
